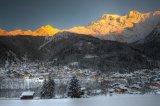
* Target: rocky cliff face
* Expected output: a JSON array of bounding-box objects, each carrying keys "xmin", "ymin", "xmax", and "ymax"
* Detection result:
[
  {"xmin": 1, "ymin": 10, "xmax": 160, "ymax": 43},
  {"xmin": 68, "ymin": 10, "xmax": 160, "ymax": 42}
]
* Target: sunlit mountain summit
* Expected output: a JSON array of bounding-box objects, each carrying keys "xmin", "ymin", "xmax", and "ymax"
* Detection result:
[{"xmin": 0, "ymin": 10, "xmax": 160, "ymax": 43}]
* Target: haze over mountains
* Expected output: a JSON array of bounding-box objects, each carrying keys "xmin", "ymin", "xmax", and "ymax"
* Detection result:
[{"xmin": 0, "ymin": 10, "xmax": 160, "ymax": 72}]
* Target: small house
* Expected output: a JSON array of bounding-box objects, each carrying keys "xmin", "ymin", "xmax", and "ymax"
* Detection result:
[
  {"xmin": 20, "ymin": 91, "xmax": 35, "ymax": 99},
  {"xmin": 81, "ymin": 87, "xmax": 86, "ymax": 95}
]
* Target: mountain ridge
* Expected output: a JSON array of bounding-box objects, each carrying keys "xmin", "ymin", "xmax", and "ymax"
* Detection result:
[
  {"xmin": 0, "ymin": 10, "xmax": 160, "ymax": 43},
  {"xmin": 0, "ymin": 25, "xmax": 60, "ymax": 36},
  {"xmin": 69, "ymin": 10, "xmax": 160, "ymax": 42},
  {"xmin": 0, "ymin": 31, "xmax": 159, "ymax": 71}
]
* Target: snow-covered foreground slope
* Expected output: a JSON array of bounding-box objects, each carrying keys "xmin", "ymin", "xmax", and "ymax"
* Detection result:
[{"xmin": 1, "ymin": 95, "xmax": 160, "ymax": 106}]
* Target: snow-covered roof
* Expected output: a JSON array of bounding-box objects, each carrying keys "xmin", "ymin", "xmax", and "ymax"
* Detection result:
[
  {"xmin": 131, "ymin": 84, "xmax": 141, "ymax": 89},
  {"xmin": 21, "ymin": 91, "xmax": 34, "ymax": 96},
  {"xmin": 156, "ymin": 91, "xmax": 160, "ymax": 94},
  {"xmin": 81, "ymin": 87, "xmax": 86, "ymax": 90}
]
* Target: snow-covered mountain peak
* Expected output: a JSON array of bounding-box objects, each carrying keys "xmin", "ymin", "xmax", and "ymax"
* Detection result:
[
  {"xmin": 68, "ymin": 10, "xmax": 160, "ymax": 43},
  {"xmin": 101, "ymin": 14, "xmax": 121, "ymax": 20},
  {"xmin": 34, "ymin": 25, "xmax": 60, "ymax": 36},
  {"xmin": 0, "ymin": 10, "xmax": 160, "ymax": 42},
  {"xmin": 128, "ymin": 10, "xmax": 142, "ymax": 17}
]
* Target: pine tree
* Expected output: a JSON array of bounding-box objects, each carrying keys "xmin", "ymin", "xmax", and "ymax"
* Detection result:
[
  {"xmin": 68, "ymin": 76, "xmax": 81, "ymax": 98},
  {"xmin": 100, "ymin": 79, "xmax": 109, "ymax": 95},
  {"xmin": 40, "ymin": 79, "xmax": 47, "ymax": 98},
  {"xmin": 40, "ymin": 76, "xmax": 55, "ymax": 99}
]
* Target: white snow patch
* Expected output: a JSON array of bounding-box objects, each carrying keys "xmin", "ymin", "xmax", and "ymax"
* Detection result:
[
  {"xmin": 84, "ymin": 55, "xmax": 98, "ymax": 59},
  {"xmin": 21, "ymin": 91, "xmax": 34, "ymax": 96}
]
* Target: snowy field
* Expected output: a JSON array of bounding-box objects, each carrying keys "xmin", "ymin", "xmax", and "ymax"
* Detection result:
[{"xmin": 0, "ymin": 95, "xmax": 160, "ymax": 106}]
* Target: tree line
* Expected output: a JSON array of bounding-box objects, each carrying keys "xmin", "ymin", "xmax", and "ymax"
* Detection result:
[{"xmin": 40, "ymin": 76, "xmax": 82, "ymax": 98}]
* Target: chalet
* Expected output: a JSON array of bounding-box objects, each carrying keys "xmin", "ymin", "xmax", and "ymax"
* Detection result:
[
  {"xmin": 114, "ymin": 86, "xmax": 128, "ymax": 93},
  {"xmin": 130, "ymin": 84, "xmax": 142, "ymax": 90},
  {"xmin": 23, "ymin": 73, "xmax": 31, "ymax": 79},
  {"xmin": 20, "ymin": 91, "xmax": 35, "ymax": 99},
  {"xmin": 81, "ymin": 87, "xmax": 86, "ymax": 95}
]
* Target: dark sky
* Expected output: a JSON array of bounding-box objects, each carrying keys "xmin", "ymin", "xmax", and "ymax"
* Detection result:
[{"xmin": 0, "ymin": 0, "xmax": 160, "ymax": 30}]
